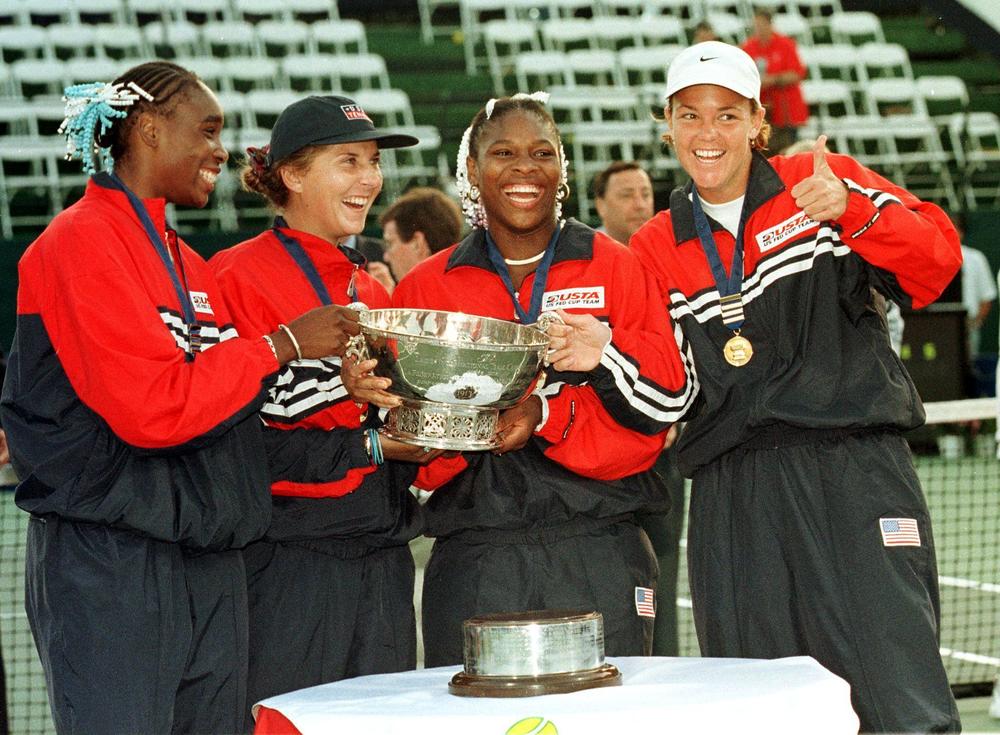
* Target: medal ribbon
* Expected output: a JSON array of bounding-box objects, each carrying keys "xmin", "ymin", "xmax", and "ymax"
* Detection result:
[
  {"xmin": 690, "ymin": 188, "xmax": 752, "ymax": 331},
  {"xmin": 102, "ymin": 172, "xmax": 198, "ymax": 358},
  {"xmin": 484, "ymin": 225, "xmax": 561, "ymax": 325},
  {"xmin": 273, "ymin": 216, "xmax": 357, "ymax": 305}
]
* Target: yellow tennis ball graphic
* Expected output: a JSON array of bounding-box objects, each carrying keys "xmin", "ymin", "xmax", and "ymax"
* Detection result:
[{"xmin": 506, "ymin": 716, "xmax": 558, "ymax": 735}]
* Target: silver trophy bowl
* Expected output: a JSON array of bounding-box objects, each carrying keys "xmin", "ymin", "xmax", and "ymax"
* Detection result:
[{"xmin": 351, "ymin": 308, "xmax": 554, "ymax": 450}]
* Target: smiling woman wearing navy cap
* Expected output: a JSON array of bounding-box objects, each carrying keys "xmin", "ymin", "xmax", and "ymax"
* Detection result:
[{"xmin": 209, "ymin": 95, "xmax": 440, "ymax": 730}]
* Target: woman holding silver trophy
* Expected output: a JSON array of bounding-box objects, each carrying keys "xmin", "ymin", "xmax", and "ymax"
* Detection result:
[
  {"xmin": 345, "ymin": 93, "xmax": 696, "ymax": 667},
  {"xmin": 209, "ymin": 95, "xmax": 444, "ymax": 728}
]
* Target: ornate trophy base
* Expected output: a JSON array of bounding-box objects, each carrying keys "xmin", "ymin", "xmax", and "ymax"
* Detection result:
[
  {"xmin": 448, "ymin": 610, "xmax": 622, "ymax": 698},
  {"xmin": 449, "ymin": 663, "xmax": 621, "ymax": 698},
  {"xmin": 381, "ymin": 399, "xmax": 499, "ymax": 450}
]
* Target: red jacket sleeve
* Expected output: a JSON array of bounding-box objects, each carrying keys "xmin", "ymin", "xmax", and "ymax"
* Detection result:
[
  {"xmin": 827, "ymin": 153, "xmax": 961, "ymax": 309},
  {"xmin": 23, "ymin": 234, "xmax": 278, "ymax": 451}
]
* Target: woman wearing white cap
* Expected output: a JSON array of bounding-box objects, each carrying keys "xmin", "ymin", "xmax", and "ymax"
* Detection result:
[{"xmin": 623, "ymin": 41, "xmax": 960, "ymax": 732}]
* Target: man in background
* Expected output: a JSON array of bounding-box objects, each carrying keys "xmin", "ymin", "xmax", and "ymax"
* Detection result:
[
  {"xmin": 378, "ymin": 187, "xmax": 464, "ymax": 292},
  {"xmin": 592, "ymin": 160, "xmax": 685, "ymax": 657},
  {"xmin": 592, "ymin": 161, "xmax": 654, "ymax": 247},
  {"xmin": 742, "ymin": 8, "xmax": 809, "ymax": 155}
]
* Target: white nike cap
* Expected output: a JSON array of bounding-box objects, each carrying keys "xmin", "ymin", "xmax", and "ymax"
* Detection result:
[{"xmin": 665, "ymin": 41, "xmax": 762, "ymax": 104}]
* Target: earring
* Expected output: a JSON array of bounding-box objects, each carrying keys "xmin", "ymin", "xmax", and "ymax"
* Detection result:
[
  {"xmin": 556, "ymin": 181, "xmax": 570, "ymax": 203},
  {"xmin": 469, "ymin": 185, "xmax": 480, "ymax": 203}
]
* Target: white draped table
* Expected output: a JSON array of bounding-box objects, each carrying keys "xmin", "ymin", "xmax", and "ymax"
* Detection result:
[{"xmin": 253, "ymin": 655, "xmax": 859, "ymax": 734}]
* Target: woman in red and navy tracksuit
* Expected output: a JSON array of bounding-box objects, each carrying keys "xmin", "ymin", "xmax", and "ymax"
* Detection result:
[
  {"xmin": 350, "ymin": 94, "xmax": 696, "ymax": 666},
  {"xmin": 210, "ymin": 95, "xmax": 439, "ymax": 726},
  {"xmin": 0, "ymin": 63, "xmax": 357, "ymax": 735}
]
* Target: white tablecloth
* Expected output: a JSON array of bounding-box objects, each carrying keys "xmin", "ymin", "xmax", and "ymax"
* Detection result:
[{"xmin": 254, "ymin": 656, "xmax": 859, "ymax": 734}]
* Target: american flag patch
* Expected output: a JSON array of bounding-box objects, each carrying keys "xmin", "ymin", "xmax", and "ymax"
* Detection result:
[
  {"xmin": 341, "ymin": 104, "xmax": 372, "ymax": 122},
  {"xmin": 634, "ymin": 586, "xmax": 655, "ymax": 618},
  {"xmin": 879, "ymin": 518, "xmax": 921, "ymax": 547}
]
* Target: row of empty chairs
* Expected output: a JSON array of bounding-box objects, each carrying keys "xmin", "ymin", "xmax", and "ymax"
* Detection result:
[
  {"xmin": 0, "ymin": 0, "xmax": 340, "ymax": 27},
  {"xmin": 3, "ymin": 50, "xmax": 389, "ymax": 100},
  {"xmin": 0, "ymin": 18, "xmax": 369, "ymax": 64}
]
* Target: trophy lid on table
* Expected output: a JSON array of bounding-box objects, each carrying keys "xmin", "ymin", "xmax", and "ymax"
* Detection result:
[{"xmin": 449, "ymin": 610, "xmax": 622, "ymax": 698}]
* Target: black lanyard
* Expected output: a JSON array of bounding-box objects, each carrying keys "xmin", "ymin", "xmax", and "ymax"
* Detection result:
[
  {"xmin": 272, "ymin": 217, "xmax": 357, "ymax": 306},
  {"xmin": 484, "ymin": 226, "xmax": 561, "ymax": 324},
  {"xmin": 103, "ymin": 173, "xmax": 197, "ymax": 327},
  {"xmin": 690, "ymin": 189, "xmax": 752, "ymax": 330}
]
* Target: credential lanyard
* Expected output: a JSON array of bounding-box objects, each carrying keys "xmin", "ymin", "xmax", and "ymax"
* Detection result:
[
  {"xmin": 690, "ymin": 188, "xmax": 752, "ymax": 331},
  {"xmin": 484, "ymin": 226, "xmax": 561, "ymax": 324},
  {"xmin": 105, "ymin": 172, "xmax": 197, "ymax": 327},
  {"xmin": 273, "ymin": 216, "xmax": 357, "ymax": 305}
]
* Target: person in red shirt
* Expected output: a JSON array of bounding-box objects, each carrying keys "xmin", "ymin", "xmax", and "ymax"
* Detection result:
[
  {"xmin": 209, "ymin": 95, "xmax": 443, "ymax": 729},
  {"xmin": 346, "ymin": 93, "xmax": 696, "ymax": 666},
  {"xmin": 0, "ymin": 62, "xmax": 358, "ymax": 735},
  {"xmin": 742, "ymin": 8, "xmax": 809, "ymax": 155}
]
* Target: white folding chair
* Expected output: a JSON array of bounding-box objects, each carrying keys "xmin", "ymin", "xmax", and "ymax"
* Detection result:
[
  {"xmin": 856, "ymin": 42, "xmax": 913, "ymax": 82},
  {"xmin": 223, "ymin": 57, "xmax": 281, "ymax": 93},
  {"xmin": 418, "ymin": 0, "xmax": 461, "ymax": 45},
  {"xmin": 540, "ymin": 18, "xmax": 597, "ymax": 53},
  {"xmin": 549, "ymin": 84, "xmax": 642, "ymax": 132},
  {"xmin": 309, "ymin": 19, "xmax": 368, "ymax": 55},
  {"xmin": 565, "ymin": 48, "xmax": 623, "ymax": 87},
  {"xmin": 244, "ymin": 88, "xmax": 302, "ymax": 129},
  {"xmin": 483, "ymin": 19, "xmax": 540, "ymax": 96},
  {"xmin": 255, "ymin": 20, "xmax": 312, "ymax": 58},
  {"xmin": 64, "ymin": 57, "xmax": 120, "ymax": 88},
  {"xmin": 536, "ymin": 0, "xmax": 594, "ymax": 19},
  {"xmin": 177, "ymin": 56, "xmax": 230, "ymax": 94},
  {"xmin": 515, "ymin": 51, "xmax": 571, "ymax": 92},
  {"xmin": 0, "ymin": 0, "xmax": 29, "ymax": 25},
  {"xmin": 214, "ymin": 89, "xmax": 249, "ymax": 130},
  {"xmin": 231, "ymin": 0, "xmax": 286, "ymax": 23},
  {"xmin": 282, "ymin": 53, "xmax": 340, "ymax": 93},
  {"xmin": 288, "ymin": 0, "xmax": 339, "ymax": 23},
  {"xmin": 640, "ymin": 16, "xmax": 687, "ymax": 47},
  {"xmin": 801, "ymin": 78, "xmax": 855, "ymax": 120},
  {"xmin": 143, "ymin": 21, "xmax": 203, "ymax": 58},
  {"xmin": 94, "ymin": 23, "xmax": 149, "ymax": 61},
  {"xmin": 592, "ymin": 17, "xmax": 643, "ymax": 51},
  {"xmin": 704, "ymin": 12, "xmax": 748, "ymax": 44},
  {"xmin": 173, "ymin": 0, "xmax": 231, "ymax": 24},
  {"xmin": 619, "ymin": 44, "xmax": 683, "ymax": 105},
  {"xmin": 0, "ymin": 26, "xmax": 49, "ymax": 64},
  {"xmin": 0, "ymin": 99, "xmax": 40, "ymax": 137},
  {"xmin": 702, "ymin": 0, "xmax": 752, "ymax": 26},
  {"xmin": 379, "ymin": 125, "xmax": 445, "ymax": 200},
  {"xmin": 125, "ymin": 0, "xmax": 171, "ymax": 25},
  {"xmin": 336, "ymin": 53, "xmax": 391, "ymax": 92},
  {"xmin": 772, "ymin": 12, "xmax": 813, "ymax": 46},
  {"xmin": 0, "ymin": 137, "xmax": 64, "ymax": 238},
  {"xmin": 864, "ymin": 77, "xmax": 927, "ymax": 118},
  {"xmin": 793, "ymin": 0, "xmax": 843, "ymax": 36},
  {"xmin": 11, "ymin": 59, "xmax": 67, "ymax": 99},
  {"xmin": 828, "ymin": 11, "xmax": 884, "ymax": 45},
  {"xmin": 460, "ymin": 0, "xmax": 513, "ymax": 75},
  {"xmin": 948, "ymin": 112, "xmax": 1000, "ymax": 209},
  {"xmin": 25, "ymin": 0, "xmax": 77, "ymax": 25},
  {"xmin": 202, "ymin": 21, "xmax": 259, "ymax": 58},
  {"xmin": 797, "ymin": 43, "xmax": 857, "ymax": 83},
  {"xmin": 567, "ymin": 119, "xmax": 657, "ymax": 221},
  {"xmin": 46, "ymin": 24, "xmax": 99, "ymax": 61},
  {"xmin": 75, "ymin": 0, "xmax": 128, "ymax": 24},
  {"xmin": 352, "ymin": 88, "xmax": 416, "ymax": 128}
]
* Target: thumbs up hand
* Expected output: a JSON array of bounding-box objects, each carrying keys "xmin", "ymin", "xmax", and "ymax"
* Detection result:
[{"xmin": 789, "ymin": 135, "xmax": 849, "ymax": 223}]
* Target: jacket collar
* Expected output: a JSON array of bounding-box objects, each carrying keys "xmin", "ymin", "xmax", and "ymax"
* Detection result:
[
  {"xmin": 272, "ymin": 216, "xmax": 367, "ymax": 267},
  {"xmin": 90, "ymin": 172, "xmax": 169, "ymax": 235},
  {"xmin": 669, "ymin": 151, "xmax": 785, "ymax": 245},
  {"xmin": 445, "ymin": 218, "xmax": 595, "ymax": 273}
]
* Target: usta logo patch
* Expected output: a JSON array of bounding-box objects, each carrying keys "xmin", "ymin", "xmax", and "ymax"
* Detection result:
[
  {"xmin": 189, "ymin": 291, "xmax": 214, "ymax": 315},
  {"xmin": 541, "ymin": 286, "xmax": 605, "ymax": 311},
  {"xmin": 755, "ymin": 210, "xmax": 818, "ymax": 252}
]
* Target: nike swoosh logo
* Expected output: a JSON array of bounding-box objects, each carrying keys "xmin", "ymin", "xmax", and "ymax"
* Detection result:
[{"xmin": 699, "ymin": 56, "xmax": 718, "ymax": 62}]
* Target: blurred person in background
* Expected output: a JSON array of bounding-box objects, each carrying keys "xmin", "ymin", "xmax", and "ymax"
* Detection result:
[
  {"xmin": 953, "ymin": 214, "xmax": 996, "ymax": 364},
  {"xmin": 593, "ymin": 160, "xmax": 685, "ymax": 656},
  {"xmin": 378, "ymin": 186, "xmax": 464, "ymax": 291},
  {"xmin": 742, "ymin": 8, "xmax": 808, "ymax": 155},
  {"xmin": 210, "ymin": 95, "xmax": 441, "ymax": 731},
  {"xmin": 692, "ymin": 21, "xmax": 718, "ymax": 44}
]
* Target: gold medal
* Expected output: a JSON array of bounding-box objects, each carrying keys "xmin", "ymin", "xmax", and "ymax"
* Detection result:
[{"xmin": 723, "ymin": 333, "xmax": 753, "ymax": 367}]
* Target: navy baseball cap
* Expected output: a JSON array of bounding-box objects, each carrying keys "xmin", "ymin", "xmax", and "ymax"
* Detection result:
[{"xmin": 267, "ymin": 95, "xmax": 419, "ymax": 164}]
